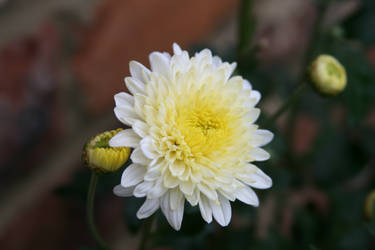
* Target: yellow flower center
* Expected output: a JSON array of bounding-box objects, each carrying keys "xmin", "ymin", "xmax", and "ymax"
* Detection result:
[{"xmin": 177, "ymin": 106, "xmax": 230, "ymax": 158}]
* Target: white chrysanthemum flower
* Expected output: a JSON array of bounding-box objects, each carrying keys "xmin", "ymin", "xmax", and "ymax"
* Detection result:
[{"xmin": 110, "ymin": 43, "xmax": 273, "ymax": 230}]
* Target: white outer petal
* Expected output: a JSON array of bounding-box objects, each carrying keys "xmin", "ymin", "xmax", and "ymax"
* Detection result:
[
  {"xmin": 249, "ymin": 148, "xmax": 271, "ymax": 161},
  {"xmin": 109, "ymin": 129, "xmax": 141, "ymax": 148},
  {"xmin": 121, "ymin": 163, "xmax": 146, "ymax": 188},
  {"xmin": 250, "ymin": 90, "xmax": 261, "ymax": 105},
  {"xmin": 160, "ymin": 191, "xmax": 185, "ymax": 230},
  {"xmin": 243, "ymin": 79, "xmax": 252, "ymax": 90},
  {"xmin": 199, "ymin": 195, "xmax": 212, "ymax": 223},
  {"xmin": 144, "ymin": 163, "xmax": 162, "ymax": 182},
  {"xmin": 247, "ymin": 108, "xmax": 261, "ymax": 124},
  {"xmin": 251, "ymin": 129, "xmax": 274, "ymax": 147},
  {"xmin": 235, "ymin": 185, "xmax": 259, "ymax": 206},
  {"xmin": 125, "ymin": 77, "xmax": 146, "ymax": 95},
  {"xmin": 179, "ymin": 181, "xmax": 194, "ymax": 196},
  {"xmin": 114, "ymin": 106, "xmax": 140, "ymax": 127},
  {"xmin": 113, "ymin": 185, "xmax": 135, "ymax": 197},
  {"xmin": 149, "ymin": 52, "xmax": 171, "ymax": 79},
  {"xmin": 169, "ymin": 188, "xmax": 183, "ymax": 210},
  {"xmin": 129, "ymin": 60, "xmax": 150, "ymax": 84},
  {"xmin": 212, "ymin": 56, "xmax": 222, "ymax": 68},
  {"xmin": 185, "ymin": 189, "xmax": 200, "ymax": 206},
  {"xmin": 173, "ymin": 43, "xmax": 183, "ymax": 55},
  {"xmin": 147, "ymin": 179, "xmax": 167, "ymax": 199},
  {"xmin": 248, "ymin": 168, "xmax": 273, "ymax": 189},
  {"xmin": 114, "ymin": 92, "xmax": 134, "ymax": 107},
  {"xmin": 210, "ymin": 194, "xmax": 231, "ymax": 227},
  {"xmin": 137, "ymin": 198, "xmax": 159, "ymax": 219},
  {"xmin": 197, "ymin": 183, "xmax": 218, "ymax": 201},
  {"xmin": 130, "ymin": 147, "xmax": 150, "ymax": 165},
  {"xmin": 132, "ymin": 120, "xmax": 148, "ymax": 138},
  {"xmin": 133, "ymin": 181, "xmax": 154, "ymax": 197},
  {"xmin": 140, "ymin": 137, "xmax": 159, "ymax": 159}
]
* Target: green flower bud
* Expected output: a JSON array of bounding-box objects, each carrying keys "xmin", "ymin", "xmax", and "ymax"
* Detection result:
[
  {"xmin": 83, "ymin": 129, "xmax": 130, "ymax": 173},
  {"xmin": 310, "ymin": 55, "xmax": 347, "ymax": 96}
]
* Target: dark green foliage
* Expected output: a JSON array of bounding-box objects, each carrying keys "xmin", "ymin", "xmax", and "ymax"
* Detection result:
[{"xmin": 343, "ymin": 0, "xmax": 375, "ymax": 45}]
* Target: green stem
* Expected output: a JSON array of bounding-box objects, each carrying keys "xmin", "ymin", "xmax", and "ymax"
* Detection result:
[
  {"xmin": 266, "ymin": 82, "xmax": 307, "ymax": 126},
  {"xmin": 138, "ymin": 215, "xmax": 155, "ymax": 250},
  {"xmin": 237, "ymin": 0, "xmax": 255, "ymax": 60},
  {"xmin": 87, "ymin": 172, "xmax": 111, "ymax": 250}
]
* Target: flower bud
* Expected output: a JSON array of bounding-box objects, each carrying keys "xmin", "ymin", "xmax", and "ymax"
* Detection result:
[
  {"xmin": 309, "ymin": 55, "xmax": 347, "ymax": 96},
  {"xmin": 364, "ymin": 190, "xmax": 375, "ymax": 220},
  {"xmin": 83, "ymin": 129, "xmax": 130, "ymax": 173}
]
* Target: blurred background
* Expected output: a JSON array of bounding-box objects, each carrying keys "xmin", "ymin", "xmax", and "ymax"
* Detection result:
[{"xmin": 0, "ymin": 0, "xmax": 374, "ymax": 249}]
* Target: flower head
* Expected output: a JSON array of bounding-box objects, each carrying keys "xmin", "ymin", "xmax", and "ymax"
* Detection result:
[
  {"xmin": 83, "ymin": 129, "xmax": 131, "ymax": 173},
  {"xmin": 310, "ymin": 54, "xmax": 347, "ymax": 96},
  {"xmin": 110, "ymin": 44, "xmax": 273, "ymax": 230}
]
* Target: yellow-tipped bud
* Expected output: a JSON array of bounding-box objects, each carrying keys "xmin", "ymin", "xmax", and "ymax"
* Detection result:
[
  {"xmin": 310, "ymin": 55, "xmax": 347, "ymax": 96},
  {"xmin": 364, "ymin": 190, "xmax": 375, "ymax": 220},
  {"xmin": 83, "ymin": 129, "xmax": 130, "ymax": 173}
]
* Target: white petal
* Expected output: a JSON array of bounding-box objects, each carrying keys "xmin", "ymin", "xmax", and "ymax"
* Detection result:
[
  {"xmin": 169, "ymin": 188, "xmax": 183, "ymax": 210},
  {"xmin": 132, "ymin": 120, "xmax": 148, "ymax": 138},
  {"xmin": 212, "ymin": 56, "xmax": 222, "ymax": 67},
  {"xmin": 199, "ymin": 195, "xmax": 212, "ymax": 223},
  {"xmin": 121, "ymin": 163, "xmax": 146, "ymax": 187},
  {"xmin": 243, "ymin": 79, "xmax": 252, "ymax": 90},
  {"xmin": 144, "ymin": 164, "xmax": 162, "ymax": 182},
  {"xmin": 185, "ymin": 189, "xmax": 200, "ymax": 206},
  {"xmin": 246, "ymin": 108, "xmax": 260, "ymax": 124},
  {"xmin": 248, "ymin": 168, "xmax": 273, "ymax": 189},
  {"xmin": 133, "ymin": 181, "xmax": 154, "ymax": 197},
  {"xmin": 133, "ymin": 94, "xmax": 146, "ymax": 118},
  {"xmin": 114, "ymin": 92, "xmax": 134, "ymax": 107},
  {"xmin": 113, "ymin": 185, "xmax": 135, "ymax": 197},
  {"xmin": 221, "ymin": 62, "xmax": 236, "ymax": 81},
  {"xmin": 249, "ymin": 148, "xmax": 270, "ymax": 161},
  {"xmin": 137, "ymin": 198, "xmax": 159, "ymax": 219},
  {"xmin": 251, "ymin": 90, "xmax": 261, "ymax": 105},
  {"xmin": 131, "ymin": 147, "xmax": 150, "ymax": 165},
  {"xmin": 163, "ymin": 171, "xmax": 179, "ymax": 188},
  {"xmin": 149, "ymin": 52, "xmax": 170, "ymax": 78},
  {"xmin": 109, "ymin": 129, "xmax": 141, "ymax": 148},
  {"xmin": 197, "ymin": 183, "xmax": 218, "ymax": 201},
  {"xmin": 180, "ymin": 181, "xmax": 194, "ymax": 196},
  {"xmin": 171, "ymin": 52, "xmax": 191, "ymax": 75},
  {"xmin": 125, "ymin": 77, "xmax": 146, "ymax": 95},
  {"xmin": 236, "ymin": 185, "xmax": 259, "ymax": 206},
  {"xmin": 160, "ymin": 191, "xmax": 185, "ymax": 230},
  {"xmin": 140, "ymin": 137, "xmax": 159, "ymax": 159},
  {"xmin": 169, "ymin": 160, "xmax": 186, "ymax": 177},
  {"xmin": 210, "ymin": 195, "xmax": 231, "ymax": 226},
  {"xmin": 129, "ymin": 60, "xmax": 150, "ymax": 83},
  {"xmin": 251, "ymin": 129, "xmax": 274, "ymax": 147},
  {"xmin": 114, "ymin": 106, "xmax": 140, "ymax": 127},
  {"xmin": 218, "ymin": 188, "xmax": 236, "ymax": 202},
  {"xmin": 163, "ymin": 52, "xmax": 171, "ymax": 60},
  {"xmin": 173, "ymin": 43, "xmax": 182, "ymax": 55},
  {"xmin": 147, "ymin": 179, "xmax": 167, "ymax": 199}
]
